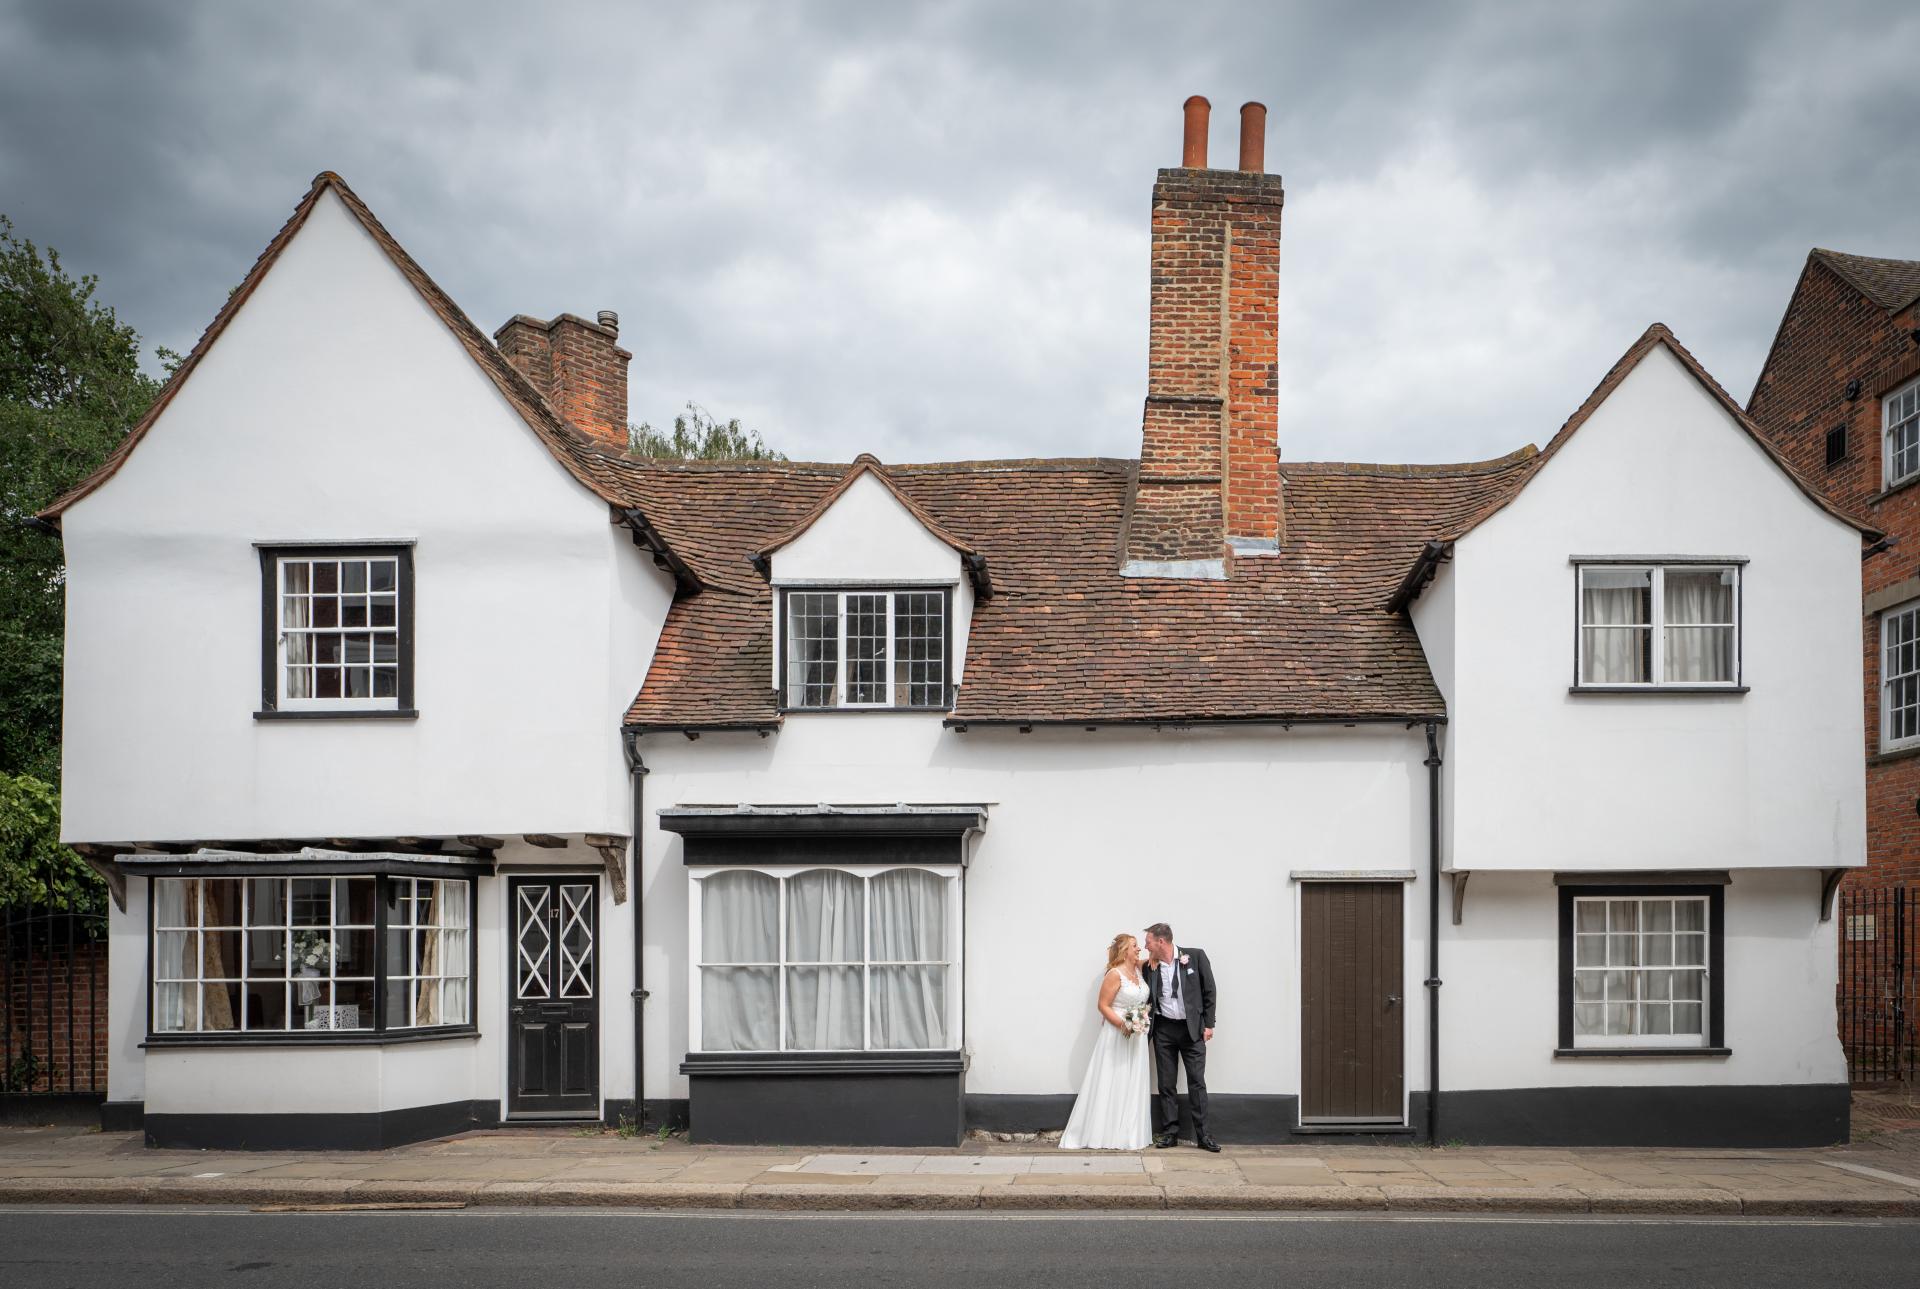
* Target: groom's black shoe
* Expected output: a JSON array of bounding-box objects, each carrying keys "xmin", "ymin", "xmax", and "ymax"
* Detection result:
[
  {"xmin": 1152, "ymin": 1133, "xmax": 1178, "ymax": 1149},
  {"xmin": 1196, "ymin": 1135, "xmax": 1222, "ymax": 1153}
]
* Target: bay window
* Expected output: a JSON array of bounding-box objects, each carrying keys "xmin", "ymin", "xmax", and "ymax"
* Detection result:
[
  {"xmin": 151, "ymin": 874, "xmax": 471, "ymax": 1037},
  {"xmin": 693, "ymin": 866, "xmax": 959, "ymax": 1053},
  {"xmin": 1576, "ymin": 562, "xmax": 1741, "ymax": 688},
  {"xmin": 781, "ymin": 588, "xmax": 950, "ymax": 709}
]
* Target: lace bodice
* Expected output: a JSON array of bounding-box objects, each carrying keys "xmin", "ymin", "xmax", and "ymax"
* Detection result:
[{"xmin": 1110, "ymin": 969, "xmax": 1149, "ymax": 1008}]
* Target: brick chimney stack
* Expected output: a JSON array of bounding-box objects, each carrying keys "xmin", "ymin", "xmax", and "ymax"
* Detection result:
[
  {"xmin": 1125, "ymin": 98, "xmax": 1284, "ymax": 567},
  {"xmin": 494, "ymin": 311, "xmax": 631, "ymax": 450}
]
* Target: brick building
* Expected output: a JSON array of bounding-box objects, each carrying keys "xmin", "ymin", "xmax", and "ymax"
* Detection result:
[{"xmin": 1749, "ymin": 250, "xmax": 1920, "ymax": 887}]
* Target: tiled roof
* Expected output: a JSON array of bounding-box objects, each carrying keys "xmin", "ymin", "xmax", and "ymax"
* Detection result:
[
  {"xmin": 1813, "ymin": 249, "xmax": 1920, "ymax": 314},
  {"xmin": 618, "ymin": 451, "xmax": 1539, "ymax": 730}
]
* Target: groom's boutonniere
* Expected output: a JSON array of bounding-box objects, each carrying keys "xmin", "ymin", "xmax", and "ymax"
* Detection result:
[{"xmin": 1179, "ymin": 953, "xmax": 1191, "ymax": 966}]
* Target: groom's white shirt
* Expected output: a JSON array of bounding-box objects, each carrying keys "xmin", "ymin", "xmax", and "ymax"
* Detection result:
[{"xmin": 1155, "ymin": 949, "xmax": 1187, "ymax": 1021}]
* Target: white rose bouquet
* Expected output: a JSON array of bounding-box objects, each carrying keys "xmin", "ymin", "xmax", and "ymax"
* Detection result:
[
  {"xmin": 291, "ymin": 928, "xmax": 336, "ymax": 973},
  {"xmin": 1122, "ymin": 1003, "xmax": 1151, "ymax": 1038}
]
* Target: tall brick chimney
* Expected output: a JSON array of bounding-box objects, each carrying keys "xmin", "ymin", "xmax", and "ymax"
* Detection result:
[
  {"xmin": 1125, "ymin": 98, "xmax": 1284, "ymax": 568},
  {"xmin": 493, "ymin": 311, "xmax": 631, "ymax": 450}
]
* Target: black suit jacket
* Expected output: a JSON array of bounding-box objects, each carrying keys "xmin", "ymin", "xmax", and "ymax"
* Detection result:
[{"xmin": 1146, "ymin": 946, "xmax": 1216, "ymax": 1042}]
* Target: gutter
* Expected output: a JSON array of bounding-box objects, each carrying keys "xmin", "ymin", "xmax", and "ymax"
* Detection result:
[
  {"xmin": 945, "ymin": 714, "xmax": 1446, "ymax": 732},
  {"xmin": 1423, "ymin": 720, "xmax": 1443, "ymax": 1147},
  {"xmin": 619, "ymin": 724, "xmax": 650, "ymax": 1128}
]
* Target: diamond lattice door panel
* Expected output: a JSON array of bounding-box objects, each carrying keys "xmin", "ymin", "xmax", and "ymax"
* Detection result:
[{"xmin": 508, "ymin": 876, "xmax": 599, "ymax": 1116}]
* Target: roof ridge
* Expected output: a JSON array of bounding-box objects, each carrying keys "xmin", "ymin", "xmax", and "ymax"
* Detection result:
[{"xmin": 1282, "ymin": 446, "xmax": 1538, "ymax": 477}]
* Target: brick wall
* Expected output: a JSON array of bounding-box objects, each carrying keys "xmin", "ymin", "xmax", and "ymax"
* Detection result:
[
  {"xmin": 1128, "ymin": 167, "xmax": 1285, "ymax": 562},
  {"xmin": 1749, "ymin": 257, "xmax": 1920, "ymax": 888},
  {"xmin": 2, "ymin": 936, "xmax": 109, "ymax": 1094}
]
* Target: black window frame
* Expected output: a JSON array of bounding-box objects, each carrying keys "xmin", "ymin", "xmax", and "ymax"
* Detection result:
[
  {"xmin": 1555, "ymin": 880, "xmax": 1727, "ymax": 1057},
  {"xmin": 256, "ymin": 542, "xmax": 417, "ymax": 720},
  {"xmin": 143, "ymin": 869, "xmax": 478, "ymax": 1047},
  {"xmin": 1568, "ymin": 558, "xmax": 1748, "ymax": 695},
  {"xmin": 775, "ymin": 585, "xmax": 954, "ymax": 713}
]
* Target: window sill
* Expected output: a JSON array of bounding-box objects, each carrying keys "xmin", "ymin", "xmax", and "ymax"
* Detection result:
[
  {"xmin": 1869, "ymin": 742, "xmax": 1920, "ymax": 767},
  {"xmin": 142, "ymin": 1026, "xmax": 478, "ymax": 1050},
  {"xmin": 681, "ymin": 1050, "xmax": 966, "ymax": 1077},
  {"xmin": 1554, "ymin": 1046, "xmax": 1731, "ymax": 1059},
  {"xmin": 255, "ymin": 708, "xmax": 419, "ymax": 721},
  {"xmin": 1567, "ymin": 686, "xmax": 1748, "ymax": 697},
  {"xmin": 1870, "ymin": 473, "xmax": 1920, "ymax": 507}
]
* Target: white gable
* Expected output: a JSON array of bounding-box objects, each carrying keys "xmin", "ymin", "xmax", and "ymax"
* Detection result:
[
  {"xmin": 1435, "ymin": 341, "xmax": 1865, "ymax": 873},
  {"xmin": 58, "ymin": 185, "xmax": 673, "ymax": 844},
  {"xmin": 771, "ymin": 471, "xmax": 963, "ymax": 584}
]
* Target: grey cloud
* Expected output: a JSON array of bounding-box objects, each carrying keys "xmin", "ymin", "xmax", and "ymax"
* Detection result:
[{"xmin": 1, "ymin": 0, "xmax": 1914, "ymax": 466}]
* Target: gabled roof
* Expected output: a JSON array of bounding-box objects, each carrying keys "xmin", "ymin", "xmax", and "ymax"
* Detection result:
[
  {"xmin": 618, "ymin": 451, "xmax": 1549, "ymax": 732},
  {"xmin": 1811, "ymin": 248, "xmax": 1920, "ymax": 315},
  {"xmin": 748, "ymin": 453, "xmax": 988, "ymax": 592},
  {"xmin": 38, "ymin": 171, "xmax": 635, "ymax": 526},
  {"xmin": 1393, "ymin": 324, "xmax": 1878, "ymax": 595}
]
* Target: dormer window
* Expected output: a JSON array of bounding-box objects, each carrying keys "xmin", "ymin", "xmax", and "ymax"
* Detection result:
[{"xmin": 781, "ymin": 588, "xmax": 950, "ymax": 710}]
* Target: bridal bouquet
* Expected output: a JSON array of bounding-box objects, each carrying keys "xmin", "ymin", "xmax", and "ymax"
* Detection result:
[{"xmin": 1122, "ymin": 1003, "xmax": 1151, "ymax": 1038}]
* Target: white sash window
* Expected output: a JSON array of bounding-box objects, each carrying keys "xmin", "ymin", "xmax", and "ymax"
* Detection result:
[{"xmin": 1576, "ymin": 562, "xmax": 1741, "ymax": 688}]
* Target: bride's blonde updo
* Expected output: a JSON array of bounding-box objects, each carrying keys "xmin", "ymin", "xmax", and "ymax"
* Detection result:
[{"xmin": 1106, "ymin": 933, "xmax": 1139, "ymax": 972}]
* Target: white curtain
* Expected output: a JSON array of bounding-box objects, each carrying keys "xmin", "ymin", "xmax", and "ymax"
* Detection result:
[
  {"xmin": 153, "ymin": 880, "xmax": 194, "ymax": 1032},
  {"xmin": 869, "ymin": 870, "xmax": 947, "ymax": 1049},
  {"xmin": 1581, "ymin": 571, "xmax": 1649, "ymax": 683},
  {"xmin": 701, "ymin": 871, "xmax": 779, "ymax": 1051},
  {"xmin": 1664, "ymin": 569, "xmax": 1734, "ymax": 682},
  {"xmin": 439, "ymin": 881, "xmax": 470, "ymax": 1025},
  {"xmin": 786, "ymin": 870, "xmax": 864, "ymax": 1050}
]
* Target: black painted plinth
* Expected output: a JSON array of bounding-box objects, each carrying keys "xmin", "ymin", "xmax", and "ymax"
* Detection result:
[
  {"xmin": 1429, "ymin": 1083, "xmax": 1850, "ymax": 1148},
  {"xmin": 143, "ymin": 1098, "xmax": 501, "ymax": 1150},
  {"xmin": 685, "ymin": 1052, "xmax": 965, "ymax": 1146}
]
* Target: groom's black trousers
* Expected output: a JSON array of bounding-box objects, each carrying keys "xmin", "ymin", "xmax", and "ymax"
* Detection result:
[{"xmin": 1151, "ymin": 1016, "xmax": 1207, "ymax": 1139}]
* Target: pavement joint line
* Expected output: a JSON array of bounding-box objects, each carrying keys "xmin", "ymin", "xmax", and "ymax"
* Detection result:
[{"xmin": 1818, "ymin": 1159, "xmax": 1920, "ymax": 1190}]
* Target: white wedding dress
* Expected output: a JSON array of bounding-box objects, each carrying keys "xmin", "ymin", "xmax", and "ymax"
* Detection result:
[{"xmin": 1059, "ymin": 968, "xmax": 1153, "ymax": 1150}]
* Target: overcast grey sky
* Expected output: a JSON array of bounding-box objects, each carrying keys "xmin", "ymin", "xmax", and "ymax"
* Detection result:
[{"xmin": 2, "ymin": 0, "xmax": 1914, "ymax": 466}]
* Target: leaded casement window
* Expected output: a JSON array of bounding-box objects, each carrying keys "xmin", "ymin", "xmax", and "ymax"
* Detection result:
[
  {"xmin": 1575, "ymin": 562, "xmax": 1741, "ymax": 688},
  {"xmin": 691, "ymin": 865, "xmax": 960, "ymax": 1053},
  {"xmin": 1884, "ymin": 377, "xmax": 1920, "ymax": 489},
  {"xmin": 1882, "ymin": 600, "xmax": 1920, "ymax": 750},
  {"xmin": 258, "ymin": 545, "xmax": 414, "ymax": 715},
  {"xmin": 779, "ymin": 588, "xmax": 950, "ymax": 710},
  {"xmin": 1557, "ymin": 882, "xmax": 1724, "ymax": 1054},
  {"xmin": 151, "ymin": 875, "xmax": 471, "ymax": 1036}
]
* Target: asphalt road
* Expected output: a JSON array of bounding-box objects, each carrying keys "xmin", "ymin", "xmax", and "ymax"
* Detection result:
[{"xmin": 3, "ymin": 1207, "xmax": 1918, "ymax": 1288}]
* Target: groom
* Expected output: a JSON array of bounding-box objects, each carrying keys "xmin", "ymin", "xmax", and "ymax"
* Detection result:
[{"xmin": 1144, "ymin": 923, "xmax": 1218, "ymax": 1152}]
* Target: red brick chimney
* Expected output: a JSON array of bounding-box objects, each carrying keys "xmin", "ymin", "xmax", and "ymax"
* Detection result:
[
  {"xmin": 494, "ymin": 311, "xmax": 631, "ymax": 450},
  {"xmin": 1126, "ymin": 98, "xmax": 1284, "ymax": 567}
]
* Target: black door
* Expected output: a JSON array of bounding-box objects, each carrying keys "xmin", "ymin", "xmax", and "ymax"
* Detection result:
[{"xmin": 508, "ymin": 876, "xmax": 599, "ymax": 1116}]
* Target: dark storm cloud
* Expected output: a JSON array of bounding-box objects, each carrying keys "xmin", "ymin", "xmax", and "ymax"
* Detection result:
[{"xmin": 2, "ymin": 0, "xmax": 1915, "ymax": 465}]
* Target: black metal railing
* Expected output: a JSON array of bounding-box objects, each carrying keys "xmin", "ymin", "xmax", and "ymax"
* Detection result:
[
  {"xmin": 1839, "ymin": 884, "xmax": 1917, "ymax": 1084},
  {"xmin": 1, "ymin": 902, "xmax": 110, "ymax": 1099}
]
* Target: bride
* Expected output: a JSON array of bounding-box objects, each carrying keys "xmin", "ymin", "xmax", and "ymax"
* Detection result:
[{"xmin": 1059, "ymin": 932, "xmax": 1152, "ymax": 1151}]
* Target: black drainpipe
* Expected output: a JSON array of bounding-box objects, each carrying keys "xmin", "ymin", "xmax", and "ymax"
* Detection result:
[
  {"xmin": 620, "ymin": 726, "xmax": 649, "ymax": 1128},
  {"xmin": 1423, "ymin": 720, "xmax": 1443, "ymax": 1147}
]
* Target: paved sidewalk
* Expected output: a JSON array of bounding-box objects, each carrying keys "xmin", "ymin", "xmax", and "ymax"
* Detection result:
[{"xmin": 6, "ymin": 1112, "xmax": 1920, "ymax": 1215}]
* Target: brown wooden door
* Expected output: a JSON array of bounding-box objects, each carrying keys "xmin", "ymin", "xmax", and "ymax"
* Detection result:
[{"xmin": 1300, "ymin": 881, "xmax": 1405, "ymax": 1122}]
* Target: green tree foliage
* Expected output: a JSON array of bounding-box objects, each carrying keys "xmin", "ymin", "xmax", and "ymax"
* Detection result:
[
  {"xmin": 2, "ymin": 213, "xmax": 170, "ymax": 909},
  {"xmin": 629, "ymin": 402, "xmax": 784, "ymax": 462}
]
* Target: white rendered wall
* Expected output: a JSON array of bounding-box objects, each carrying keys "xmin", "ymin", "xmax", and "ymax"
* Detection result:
[
  {"xmin": 1441, "ymin": 869, "xmax": 1844, "ymax": 1091},
  {"xmin": 635, "ymin": 720, "xmax": 1434, "ymax": 1104},
  {"xmin": 57, "ymin": 187, "xmax": 673, "ymax": 844},
  {"xmin": 1443, "ymin": 345, "xmax": 1866, "ymax": 873}
]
